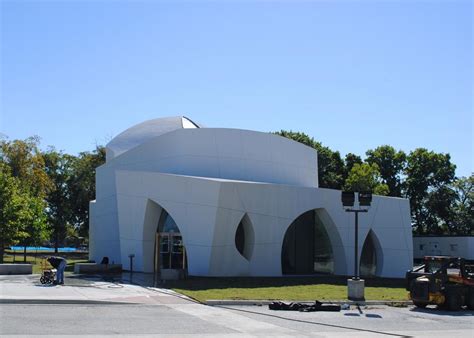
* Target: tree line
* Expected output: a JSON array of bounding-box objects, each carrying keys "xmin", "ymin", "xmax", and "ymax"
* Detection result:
[
  {"xmin": 0, "ymin": 137, "xmax": 105, "ymax": 262},
  {"xmin": 0, "ymin": 132, "xmax": 472, "ymax": 262},
  {"xmin": 276, "ymin": 131, "xmax": 473, "ymax": 236}
]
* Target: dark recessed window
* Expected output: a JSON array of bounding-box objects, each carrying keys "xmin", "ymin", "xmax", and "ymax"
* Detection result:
[
  {"xmin": 235, "ymin": 222, "xmax": 245, "ymax": 257},
  {"xmin": 360, "ymin": 231, "xmax": 378, "ymax": 277},
  {"xmin": 234, "ymin": 214, "xmax": 254, "ymax": 261},
  {"xmin": 282, "ymin": 210, "xmax": 334, "ymax": 275}
]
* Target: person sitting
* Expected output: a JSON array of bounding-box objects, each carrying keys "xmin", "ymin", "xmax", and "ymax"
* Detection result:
[{"xmin": 47, "ymin": 256, "xmax": 67, "ymax": 285}]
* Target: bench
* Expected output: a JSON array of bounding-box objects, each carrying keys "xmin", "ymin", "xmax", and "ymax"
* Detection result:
[{"xmin": 0, "ymin": 264, "xmax": 33, "ymax": 275}]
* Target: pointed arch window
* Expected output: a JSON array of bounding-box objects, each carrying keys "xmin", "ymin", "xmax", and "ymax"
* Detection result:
[
  {"xmin": 360, "ymin": 230, "xmax": 380, "ymax": 277},
  {"xmin": 235, "ymin": 214, "xmax": 255, "ymax": 261},
  {"xmin": 282, "ymin": 210, "xmax": 334, "ymax": 274},
  {"xmin": 158, "ymin": 209, "xmax": 180, "ymax": 233}
]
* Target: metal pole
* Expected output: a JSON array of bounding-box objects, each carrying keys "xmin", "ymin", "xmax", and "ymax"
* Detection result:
[
  {"xmin": 354, "ymin": 211, "xmax": 359, "ymax": 280},
  {"xmin": 169, "ymin": 235, "xmax": 172, "ymax": 269}
]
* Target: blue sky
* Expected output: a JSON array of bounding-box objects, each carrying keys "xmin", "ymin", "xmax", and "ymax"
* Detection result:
[{"xmin": 1, "ymin": 0, "xmax": 472, "ymax": 177}]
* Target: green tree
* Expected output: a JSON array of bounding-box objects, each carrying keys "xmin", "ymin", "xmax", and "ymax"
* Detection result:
[
  {"xmin": 404, "ymin": 148, "xmax": 456, "ymax": 234},
  {"xmin": 0, "ymin": 164, "xmax": 28, "ymax": 263},
  {"xmin": 0, "ymin": 138, "xmax": 51, "ymax": 260},
  {"xmin": 19, "ymin": 194, "xmax": 50, "ymax": 261},
  {"xmin": 450, "ymin": 175, "xmax": 474, "ymax": 235},
  {"xmin": 424, "ymin": 185, "xmax": 457, "ymax": 235},
  {"xmin": 274, "ymin": 130, "xmax": 315, "ymax": 148},
  {"xmin": 366, "ymin": 146, "xmax": 406, "ymax": 197},
  {"xmin": 43, "ymin": 148, "xmax": 76, "ymax": 252},
  {"xmin": 64, "ymin": 223, "xmax": 81, "ymax": 247},
  {"xmin": 0, "ymin": 137, "xmax": 53, "ymax": 198},
  {"xmin": 344, "ymin": 153, "xmax": 362, "ymax": 181},
  {"xmin": 274, "ymin": 131, "xmax": 345, "ymax": 189},
  {"xmin": 344, "ymin": 163, "xmax": 389, "ymax": 196},
  {"xmin": 68, "ymin": 146, "xmax": 106, "ymax": 237}
]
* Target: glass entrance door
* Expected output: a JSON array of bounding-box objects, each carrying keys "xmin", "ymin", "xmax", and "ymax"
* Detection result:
[{"xmin": 157, "ymin": 233, "xmax": 186, "ymax": 271}]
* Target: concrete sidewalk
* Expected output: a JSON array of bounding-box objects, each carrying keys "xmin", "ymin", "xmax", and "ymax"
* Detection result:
[
  {"xmin": 1, "ymin": 274, "xmax": 411, "ymax": 307},
  {"xmin": 2, "ymin": 275, "xmax": 472, "ymax": 337},
  {"xmin": 0, "ymin": 274, "xmax": 195, "ymax": 305}
]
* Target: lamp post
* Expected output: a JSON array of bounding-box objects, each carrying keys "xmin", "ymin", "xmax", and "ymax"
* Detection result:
[
  {"xmin": 128, "ymin": 254, "xmax": 135, "ymax": 273},
  {"xmin": 341, "ymin": 191, "xmax": 372, "ymax": 300}
]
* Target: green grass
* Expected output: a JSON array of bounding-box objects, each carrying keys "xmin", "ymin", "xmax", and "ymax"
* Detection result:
[
  {"xmin": 2, "ymin": 253, "xmax": 408, "ymax": 302},
  {"xmin": 2, "ymin": 251, "xmax": 89, "ymax": 274},
  {"xmin": 166, "ymin": 276, "xmax": 409, "ymax": 302}
]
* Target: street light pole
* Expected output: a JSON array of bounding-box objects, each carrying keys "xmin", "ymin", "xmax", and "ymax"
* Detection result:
[
  {"xmin": 344, "ymin": 208, "xmax": 368, "ymax": 279},
  {"xmin": 341, "ymin": 191, "xmax": 372, "ymax": 301},
  {"xmin": 355, "ymin": 210, "xmax": 358, "ymax": 280}
]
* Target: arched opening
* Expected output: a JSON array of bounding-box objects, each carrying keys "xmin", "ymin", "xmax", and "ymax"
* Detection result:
[
  {"xmin": 154, "ymin": 208, "xmax": 187, "ymax": 277},
  {"xmin": 281, "ymin": 209, "xmax": 334, "ymax": 275},
  {"xmin": 235, "ymin": 214, "xmax": 255, "ymax": 261},
  {"xmin": 360, "ymin": 230, "xmax": 382, "ymax": 277}
]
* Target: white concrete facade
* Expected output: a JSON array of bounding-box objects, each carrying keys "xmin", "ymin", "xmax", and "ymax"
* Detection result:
[
  {"xmin": 90, "ymin": 117, "xmax": 413, "ymax": 278},
  {"xmin": 413, "ymin": 236, "xmax": 474, "ymax": 260}
]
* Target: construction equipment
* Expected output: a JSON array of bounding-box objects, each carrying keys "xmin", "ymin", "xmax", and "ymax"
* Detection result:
[{"xmin": 406, "ymin": 256, "xmax": 474, "ymax": 311}]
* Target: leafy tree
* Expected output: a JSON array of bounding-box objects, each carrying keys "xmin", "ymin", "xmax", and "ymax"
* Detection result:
[
  {"xmin": 404, "ymin": 148, "xmax": 456, "ymax": 234},
  {"xmin": 424, "ymin": 185, "xmax": 457, "ymax": 235},
  {"xmin": 0, "ymin": 137, "xmax": 53, "ymax": 198},
  {"xmin": 274, "ymin": 130, "xmax": 315, "ymax": 148},
  {"xmin": 275, "ymin": 131, "xmax": 345, "ymax": 189},
  {"xmin": 0, "ymin": 164, "xmax": 28, "ymax": 263},
  {"xmin": 450, "ymin": 175, "xmax": 474, "ymax": 235},
  {"xmin": 43, "ymin": 148, "xmax": 76, "ymax": 252},
  {"xmin": 0, "ymin": 138, "xmax": 51, "ymax": 260},
  {"xmin": 366, "ymin": 146, "xmax": 406, "ymax": 197},
  {"xmin": 18, "ymin": 194, "xmax": 49, "ymax": 261},
  {"xmin": 320, "ymin": 149, "xmax": 345, "ymax": 190},
  {"xmin": 344, "ymin": 163, "xmax": 389, "ymax": 195},
  {"xmin": 68, "ymin": 146, "xmax": 105, "ymax": 237},
  {"xmin": 344, "ymin": 153, "xmax": 362, "ymax": 181},
  {"xmin": 64, "ymin": 223, "xmax": 82, "ymax": 247}
]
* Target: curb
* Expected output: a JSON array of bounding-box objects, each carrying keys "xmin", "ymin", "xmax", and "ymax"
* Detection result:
[
  {"xmin": 1, "ymin": 298, "xmax": 412, "ymax": 307},
  {"xmin": 205, "ymin": 300, "xmax": 413, "ymax": 307},
  {"xmin": 0, "ymin": 299, "xmax": 138, "ymax": 305}
]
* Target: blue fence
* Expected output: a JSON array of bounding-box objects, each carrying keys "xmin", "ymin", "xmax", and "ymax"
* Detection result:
[{"xmin": 9, "ymin": 246, "xmax": 81, "ymax": 252}]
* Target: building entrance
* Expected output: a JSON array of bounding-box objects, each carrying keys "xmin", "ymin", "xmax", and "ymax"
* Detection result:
[
  {"xmin": 154, "ymin": 209, "xmax": 187, "ymax": 278},
  {"xmin": 281, "ymin": 209, "xmax": 334, "ymax": 275},
  {"xmin": 155, "ymin": 233, "xmax": 186, "ymax": 270}
]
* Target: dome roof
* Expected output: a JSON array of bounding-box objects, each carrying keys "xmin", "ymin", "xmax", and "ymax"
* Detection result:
[{"xmin": 106, "ymin": 116, "xmax": 201, "ymax": 160}]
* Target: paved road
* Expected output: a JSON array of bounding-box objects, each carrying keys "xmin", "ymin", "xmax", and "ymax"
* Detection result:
[
  {"xmin": 217, "ymin": 304, "xmax": 474, "ymax": 337},
  {"xmin": 1, "ymin": 303, "xmax": 472, "ymax": 337},
  {"xmin": 1, "ymin": 275, "xmax": 473, "ymax": 337}
]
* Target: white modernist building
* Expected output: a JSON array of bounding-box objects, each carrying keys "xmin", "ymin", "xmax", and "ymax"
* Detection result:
[
  {"xmin": 413, "ymin": 236, "xmax": 474, "ymax": 260},
  {"xmin": 89, "ymin": 116, "xmax": 413, "ymax": 278}
]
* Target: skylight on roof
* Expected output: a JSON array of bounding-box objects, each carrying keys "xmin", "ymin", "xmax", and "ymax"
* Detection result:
[{"xmin": 182, "ymin": 117, "xmax": 199, "ymax": 129}]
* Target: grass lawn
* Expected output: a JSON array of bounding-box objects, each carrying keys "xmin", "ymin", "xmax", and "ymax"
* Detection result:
[
  {"xmin": 2, "ymin": 251, "xmax": 89, "ymax": 274},
  {"xmin": 166, "ymin": 276, "xmax": 409, "ymax": 302},
  {"xmin": 2, "ymin": 252, "xmax": 408, "ymax": 302}
]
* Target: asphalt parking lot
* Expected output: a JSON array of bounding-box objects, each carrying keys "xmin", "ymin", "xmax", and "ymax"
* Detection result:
[
  {"xmin": 215, "ymin": 303, "xmax": 474, "ymax": 337},
  {"xmin": 1, "ymin": 275, "xmax": 472, "ymax": 337}
]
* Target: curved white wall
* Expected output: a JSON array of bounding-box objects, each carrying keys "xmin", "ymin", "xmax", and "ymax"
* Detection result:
[
  {"xmin": 106, "ymin": 128, "xmax": 318, "ymax": 188},
  {"xmin": 106, "ymin": 116, "xmax": 199, "ymax": 161}
]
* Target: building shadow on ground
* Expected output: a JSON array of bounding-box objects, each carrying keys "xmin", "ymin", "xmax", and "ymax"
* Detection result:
[
  {"xmin": 149, "ymin": 275, "xmax": 406, "ymax": 291},
  {"xmin": 410, "ymin": 306, "xmax": 474, "ymax": 316},
  {"xmin": 67, "ymin": 272, "xmax": 407, "ymax": 290}
]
